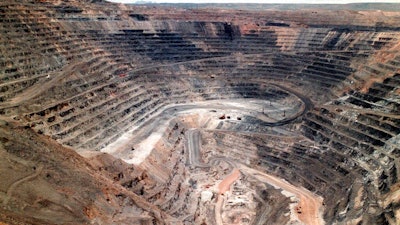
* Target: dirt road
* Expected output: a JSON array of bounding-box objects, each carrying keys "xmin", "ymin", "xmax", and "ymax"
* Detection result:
[
  {"xmin": 186, "ymin": 128, "xmax": 209, "ymax": 168},
  {"xmin": 239, "ymin": 164, "xmax": 325, "ymax": 225},
  {"xmin": 3, "ymin": 165, "xmax": 44, "ymax": 205},
  {"xmin": 102, "ymin": 97, "xmax": 303, "ymax": 164},
  {"xmin": 97, "ymin": 91, "xmax": 322, "ymax": 224},
  {"xmin": 215, "ymin": 168, "xmax": 241, "ymax": 225},
  {"xmin": 218, "ymin": 169, "xmax": 240, "ymax": 194}
]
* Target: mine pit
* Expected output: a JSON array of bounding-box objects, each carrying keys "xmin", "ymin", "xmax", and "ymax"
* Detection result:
[{"xmin": 0, "ymin": 0, "xmax": 400, "ymax": 225}]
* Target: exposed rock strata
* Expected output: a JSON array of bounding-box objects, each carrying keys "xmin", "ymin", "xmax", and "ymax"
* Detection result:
[{"xmin": 0, "ymin": 1, "xmax": 400, "ymax": 224}]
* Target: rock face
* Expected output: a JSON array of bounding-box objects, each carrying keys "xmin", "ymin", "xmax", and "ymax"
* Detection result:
[{"xmin": 1, "ymin": 1, "xmax": 400, "ymax": 224}]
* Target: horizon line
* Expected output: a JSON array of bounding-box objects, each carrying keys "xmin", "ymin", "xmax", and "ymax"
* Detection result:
[{"xmin": 106, "ymin": 0, "xmax": 400, "ymax": 4}]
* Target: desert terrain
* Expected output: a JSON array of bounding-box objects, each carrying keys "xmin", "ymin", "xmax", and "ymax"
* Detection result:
[{"xmin": 0, "ymin": 0, "xmax": 400, "ymax": 224}]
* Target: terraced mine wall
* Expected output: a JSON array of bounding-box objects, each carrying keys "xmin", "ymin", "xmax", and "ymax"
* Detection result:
[{"xmin": 1, "ymin": 0, "xmax": 400, "ymax": 224}]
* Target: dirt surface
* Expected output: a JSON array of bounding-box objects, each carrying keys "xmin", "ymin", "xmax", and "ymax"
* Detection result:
[
  {"xmin": 1, "ymin": 0, "xmax": 400, "ymax": 224},
  {"xmin": 238, "ymin": 165, "xmax": 325, "ymax": 225},
  {"xmin": 218, "ymin": 169, "xmax": 241, "ymax": 194},
  {"xmin": 101, "ymin": 97, "xmax": 303, "ymax": 165},
  {"xmin": 0, "ymin": 119, "xmax": 170, "ymax": 224}
]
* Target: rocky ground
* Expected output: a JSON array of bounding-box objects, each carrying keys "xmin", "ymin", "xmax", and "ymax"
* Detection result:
[{"xmin": 1, "ymin": 0, "xmax": 400, "ymax": 224}]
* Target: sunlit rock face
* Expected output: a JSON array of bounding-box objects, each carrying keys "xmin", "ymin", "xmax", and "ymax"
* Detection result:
[{"xmin": 1, "ymin": 1, "xmax": 400, "ymax": 224}]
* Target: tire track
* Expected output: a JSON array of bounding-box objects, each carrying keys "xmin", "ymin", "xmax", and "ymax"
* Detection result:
[{"xmin": 2, "ymin": 165, "xmax": 43, "ymax": 206}]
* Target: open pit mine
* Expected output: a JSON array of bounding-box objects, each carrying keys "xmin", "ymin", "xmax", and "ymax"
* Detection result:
[{"xmin": 1, "ymin": 0, "xmax": 400, "ymax": 224}]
